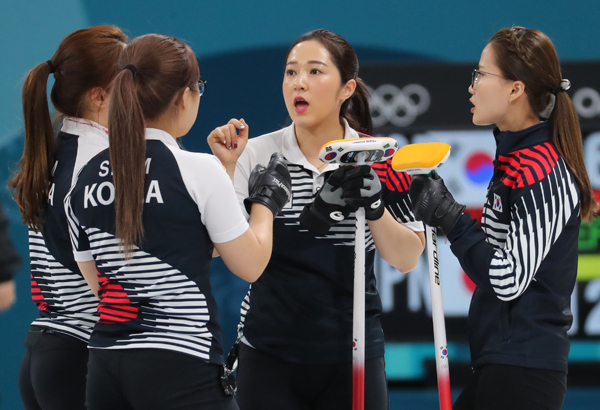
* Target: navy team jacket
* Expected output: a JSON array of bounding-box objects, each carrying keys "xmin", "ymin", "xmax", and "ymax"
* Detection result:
[{"xmin": 447, "ymin": 122, "xmax": 580, "ymax": 373}]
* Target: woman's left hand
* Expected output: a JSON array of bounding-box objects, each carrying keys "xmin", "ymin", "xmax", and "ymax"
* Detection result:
[
  {"xmin": 207, "ymin": 118, "xmax": 249, "ymax": 175},
  {"xmin": 409, "ymin": 170, "xmax": 465, "ymax": 236},
  {"xmin": 340, "ymin": 165, "xmax": 385, "ymax": 221}
]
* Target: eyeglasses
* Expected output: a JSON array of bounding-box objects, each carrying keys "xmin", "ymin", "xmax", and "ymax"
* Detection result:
[
  {"xmin": 471, "ymin": 69, "xmax": 504, "ymax": 88},
  {"xmin": 195, "ymin": 78, "xmax": 207, "ymax": 96}
]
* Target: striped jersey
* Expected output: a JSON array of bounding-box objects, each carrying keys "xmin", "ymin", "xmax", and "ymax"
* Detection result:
[
  {"xmin": 447, "ymin": 122, "xmax": 580, "ymax": 372},
  {"xmin": 234, "ymin": 121, "xmax": 424, "ymax": 363},
  {"xmin": 65, "ymin": 128, "xmax": 249, "ymax": 364},
  {"xmin": 28, "ymin": 118, "xmax": 109, "ymax": 341}
]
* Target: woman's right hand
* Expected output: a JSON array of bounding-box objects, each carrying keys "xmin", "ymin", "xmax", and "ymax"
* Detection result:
[
  {"xmin": 207, "ymin": 118, "xmax": 249, "ymax": 179},
  {"xmin": 243, "ymin": 152, "xmax": 292, "ymax": 218}
]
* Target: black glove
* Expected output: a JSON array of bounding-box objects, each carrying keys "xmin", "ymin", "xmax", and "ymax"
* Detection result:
[
  {"xmin": 340, "ymin": 165, "xmax": 385, "ymax": 221},
  {"xmin": 299, "ymin": 167, "xmax": 357, "ymax": 235},
  {"xmin": 244, "ymin": 152, "xmax": 292, "ymax": 218},
  {"xmin": 409, "ymin": 170, "xmax": 466, "ymax": 236}
]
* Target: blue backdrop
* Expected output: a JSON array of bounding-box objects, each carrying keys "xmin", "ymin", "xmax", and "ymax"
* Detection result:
[{"xmin": 1, "ymin": 1, "xmax": 600, "ymax": 409}]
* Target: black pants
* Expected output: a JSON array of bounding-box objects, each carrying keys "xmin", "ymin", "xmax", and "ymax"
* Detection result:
[
  {"xmin": 19, "ymin": 327, "xmax": 89, "ymax": 410},
  {"xmin": 86, "ymin": 348, "xmax": 239, "ymax": 410},
  {"xmin": 453, "ymin": 364, "xmax": 567, "ymax": 410},
  {"xmin": 235, "ymin": 343, "xmax": 389, "ymax": 410}
]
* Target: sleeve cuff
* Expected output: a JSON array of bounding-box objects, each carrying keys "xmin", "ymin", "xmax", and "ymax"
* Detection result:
[
  {"xmin": 210, "ymin": 219, "xmax": 249, "ymax": 244},
  {"xmin": 402, "ymin": 220, "xmax": 425, "ymax": 233},
  {"xmin": 446, "ymin": 212, "xmax": 474, "ymax": 242},
  {"xmin": 73, "ymin": 250, "xmax": 94, "ymax": 262}
]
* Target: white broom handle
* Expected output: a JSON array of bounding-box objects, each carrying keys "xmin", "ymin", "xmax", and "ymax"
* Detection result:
[
  {"xmin": 426, "ymin": 225, "xmax": 452, "ymax": 410},
  {"xmin": 352, "ymin": 155, "xmax": 367, "ymax": 410},
  {"xmin": 353, "ymin": 207, "xmax": 366, "ymax": 364}
]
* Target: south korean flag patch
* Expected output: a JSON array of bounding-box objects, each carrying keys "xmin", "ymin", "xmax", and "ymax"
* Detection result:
[{"xmin": 492, "ymin": 193, "xmax": 503, "ymax": 213}]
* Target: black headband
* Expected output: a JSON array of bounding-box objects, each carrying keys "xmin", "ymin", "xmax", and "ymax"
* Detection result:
[
  {"xmin": 46, "ymin": 60, "xmax": 55, "ymax": 74},
  {"xmin": 123, "ymin": 64, "xmax": 138, "ymax": 78}
]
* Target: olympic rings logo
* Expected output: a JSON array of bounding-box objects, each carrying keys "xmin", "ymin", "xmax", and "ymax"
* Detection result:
[
  {"xmin": 367, "ymin": 84, "xmax": 431, "ymax": 127},
  {"xmin": 573, "ymin": 87, "xmax": 600, "ymax": 118}
]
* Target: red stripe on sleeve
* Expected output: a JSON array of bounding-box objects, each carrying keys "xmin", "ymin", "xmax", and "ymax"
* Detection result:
[
  {"xmin": 544, "ymin": 142, "xmax": 559, "ymax": 161},
  {"xmin": 519, "ymin": 158, "xmax": 545, "ymax": 183},
  {"xmin": 498, "ymin": 161, "xmax": 523, "ymax": 187},
  {"xmin": 379, "ymin": 159, "xmax": 410, "ymax": 192},
  {"xmin": 518, "ymin": 164, "xmax": 535, "ymax": 186},
  {"xmin": 98, "ymin": 306, "xmax": 138, "ymax": 319},
  {"xmin": 522, "ymin": 148, "xmax": 553, "ymax": 174},
  {"xmin": 535, "ymin": 144, "xmax": 557, "ymax": 169}
]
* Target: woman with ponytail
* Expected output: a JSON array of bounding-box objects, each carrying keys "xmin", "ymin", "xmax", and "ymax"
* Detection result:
[
  {"xmin": 409, "ymin": 27, "xmax": 598, "ymax": 410},
  {"xmin": 208, "ymin": 29, "xmax": 425, "ymax": 409},
  {"xmin": 65, "ymin": 33, "xmax": 290, "ymax": 410},
  {"xmin": 8, "ymin": 25, "xmax": 127, "ymax": 410}
]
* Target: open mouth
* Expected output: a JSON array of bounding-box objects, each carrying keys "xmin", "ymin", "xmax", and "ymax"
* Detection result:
[{"xmin": 294, "ymin": 97, "xmax": 309, "ymax": 113}]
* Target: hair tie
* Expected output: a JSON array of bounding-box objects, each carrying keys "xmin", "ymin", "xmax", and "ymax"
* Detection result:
[
  {"xmin": 46, "ymin": 60, "xmax": 55, "ymax": 74},
  {"xmin": 541, "ymin": 79, "xmax": 572, "ymax": 119},
  {"xmin": 123, "ymin": 64, "xmax": 138, "ymax": 78},
  {"xmin": 553, "ymin": 79, "xmax": 571, "ymax": 95}
]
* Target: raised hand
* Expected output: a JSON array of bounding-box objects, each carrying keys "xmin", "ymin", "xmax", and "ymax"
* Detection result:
[{"xmin": 207, "ymin": 118, "xmax": 249, "ymax": 178}]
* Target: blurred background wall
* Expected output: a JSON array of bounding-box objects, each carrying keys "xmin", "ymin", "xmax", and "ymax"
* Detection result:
[{"xmin": 1, "ymin": 1, "xmax": 600, "ymax": 409}]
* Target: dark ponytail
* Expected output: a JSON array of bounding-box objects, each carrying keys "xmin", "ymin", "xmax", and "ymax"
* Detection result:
[
  {"xmin": 109, "ymin": 68, "xmax": 146, "ymax": 255},
  {"xmin": 286, "ymin": 29, "xmax": 372, "ymax": 135},
  {"xmin": 109, "ymin": 34, "xmax": 200, "ymax": 255},
  {"xmin": 489, "ymin": 27, "xmax": 598, "ymax": 222},
  {"xmin": 12, "ymin": 62, "xmax": 55, "ymax": 230},
  {"xmin": 8, "ymin": 25, "xmax": 127, "ymax": 231},
  {"xmin": 345, "ymin": 77, "xmax": 373, "ymax": 135},
  {"xmin": 550, "ymin": 90, "xmax": 597, "ymax": 221}
]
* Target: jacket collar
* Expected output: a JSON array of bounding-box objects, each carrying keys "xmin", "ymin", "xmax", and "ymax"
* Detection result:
[
  {"xmin": 61, "ymin": 117, "xmax": 108, "ymax": 141},
  {"xmin": 145, "ymin": 128, "xmax": 180, "ymax": 149},
  {"xmin": 493, "ymin": 121, "xmax": 550, "ymax": 156},
  {"xmin": 61, "ymin": 120, "xmax": 180, "ymax": 150}
]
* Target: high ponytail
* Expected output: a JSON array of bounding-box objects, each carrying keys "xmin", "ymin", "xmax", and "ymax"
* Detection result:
[
  {"xmin": 489, "ymin": 27, "xmax": 598, "ymax": 222},
  {"xmin": 9, "ymin": 63, "xmax": 55, "ymax": 231},
  {"xmin": 8, "ymin": 25, "xmax": 127, "ymax": 231},
  {"xmin": 108, "ymin": 34, "xmax": 200, "ymax": 256},
  {"xmin": 286, "ymin": 29, "xmax": 372, "ymax": 135}
]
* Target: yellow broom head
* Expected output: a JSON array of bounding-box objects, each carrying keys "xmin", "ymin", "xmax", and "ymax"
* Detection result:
[{"xmin": 391, "ymin": 142, "xmax": 451, "ymax": 175}]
